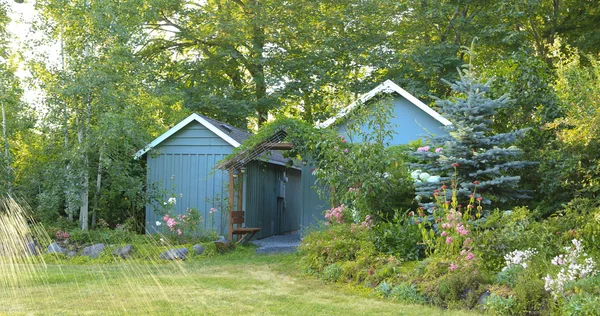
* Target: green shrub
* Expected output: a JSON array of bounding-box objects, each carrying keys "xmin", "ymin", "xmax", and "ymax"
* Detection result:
[
  {"xmin": 419, "ymin": 257, "xmax": 489, "ymax": 308},
  {"xmin": 376, "ymin": 281, "xmax": 392, "ymax": 297},
  {"xmin": 512, "ymin": 273, "xmax": 551, "ymax": 314},
  {"xmin": 484, "ymin": 293, "xmax": 516, "ymax": 315},
  {"xmin": 563, "ymin": 293, "xmax": 600, "ymax": 316},
  {"xmin": 371, "ymin": 214, "xmax": 423, "ymax": 261},
  {"xmin": 474, "ymin": 207, "xmax": 554, "ymax": 272},
  {"xmin": 322, "ymin": 264, "xmax": 342, "ymax": 282},
  {"xmin": 299, "ymin": 223, "xmax": 376, "ymax": 273},
  {"xmin": 390, "ymin": 282, "xmax": 427, "ymax": 304}
]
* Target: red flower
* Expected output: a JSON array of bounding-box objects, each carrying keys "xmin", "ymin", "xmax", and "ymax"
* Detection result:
[
  {"xmin": 441, "ymin": 185, "xmax": 448, "ymax": 190},
  {"xmin": 476, "ymin": 197, "xmax": 483, "ymax": 202},
  {"xmin": 473, "ymin": 181, "xmax": 480, "ymax": 185},
  {"xmin": 451, "ymin": 163, "xmax": 459, "ymax": 167}
]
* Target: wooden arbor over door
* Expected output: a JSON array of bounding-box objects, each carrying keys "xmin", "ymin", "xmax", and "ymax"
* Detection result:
[
  {"xmin": 227, "ymin": 167, "xmax": 260, "ymax": 243},
  {"xmin": 216, "ymin": 128, "xmax": 294, "ymax": 243}
]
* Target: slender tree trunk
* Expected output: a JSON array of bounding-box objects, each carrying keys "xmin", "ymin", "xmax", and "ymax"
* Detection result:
[
  {"xmin": 2, "ymin": 104, "xmax": 11, "ymax": 197},
  {"xmin": 91, "ymin": 149, "xmax": 103, "ymax": 229}
]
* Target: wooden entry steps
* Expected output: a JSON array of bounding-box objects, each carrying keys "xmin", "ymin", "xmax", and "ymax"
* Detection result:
[{"xmin": 231, "ymin": 211, "xmax": 261, "ymax": 244}]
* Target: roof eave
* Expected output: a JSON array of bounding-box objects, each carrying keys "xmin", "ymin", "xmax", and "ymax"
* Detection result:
[
  {"xmin": 315, "ymin": 80, "xmax": 452, "ymax": 129},
  {"xmin": 134, "ymin": 113, "xmax": 241, "ymax": 159}
]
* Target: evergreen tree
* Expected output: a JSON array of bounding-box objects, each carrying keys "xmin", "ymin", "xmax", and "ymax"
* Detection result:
[{"xmin": 412, "ymin": 70, "xmax": 531, "ymax": 209}]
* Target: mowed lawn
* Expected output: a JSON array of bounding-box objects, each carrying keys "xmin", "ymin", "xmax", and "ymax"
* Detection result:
[{"xmin": 0, "ymin": 252, "xmax": 475, "ymax": 315}]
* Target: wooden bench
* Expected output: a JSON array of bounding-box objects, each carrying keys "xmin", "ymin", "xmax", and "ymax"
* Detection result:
[{"xmin": 230, "ymin": 211, "xmax": 261, "ymax": 244}]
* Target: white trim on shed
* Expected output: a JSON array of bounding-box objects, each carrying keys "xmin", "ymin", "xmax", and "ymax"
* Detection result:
[
  {"xmin": 316, "ymin": 79, "xmax": 452, "ymax": 128},
  {"xmin": 134, "ymin": 113, "xmax": 241, "ymax": 159}
]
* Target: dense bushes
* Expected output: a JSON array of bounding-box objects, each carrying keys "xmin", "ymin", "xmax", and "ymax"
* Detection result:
[{"xmin": 299, "ymin": 187, "xmax": 600, "ymax": 314}]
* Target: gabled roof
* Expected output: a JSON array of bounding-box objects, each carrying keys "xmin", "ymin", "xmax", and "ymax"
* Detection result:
[
  {"xmin": 134, "ymin": 113, "xmax": 246, "ymax": 159},
  {"xmin": 316, "ymin": 79, "xmax": 452, "ymax": 128},
  {"xmin": 134, "ymin": 114, "xmax": 297, "ymax": 168}
]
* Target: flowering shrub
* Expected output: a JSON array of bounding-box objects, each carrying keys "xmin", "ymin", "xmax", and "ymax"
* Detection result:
[
  {"xmin": 324, "ymin": 204, "xmax": 349, "ymax": 225},
  {"xmin": 544, "ymin": 239, "xmax": 597, "ymax": 300},
  {"xmin": 416, "ymin": 166, "xmax": 480, "ymax": 268},
  {"xmin": 56, "ymin": 230, "xmax": 69, "ymax": 240},
  {"xmin": 162, "ymin": 207, "xmax": 203, "ymax": 236},
  {"xmin": 503, "ymin": 248, "xmax": 538, "ymax": 271}
]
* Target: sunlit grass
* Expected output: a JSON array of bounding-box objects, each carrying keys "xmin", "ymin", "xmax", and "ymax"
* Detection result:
[
  {"xmin": 0, "ymin": 197, "xmax": 475, "ymax": 315},
  {"xmin": 0, "ymin": 252, "xmax": 476, "ymax": 315}
]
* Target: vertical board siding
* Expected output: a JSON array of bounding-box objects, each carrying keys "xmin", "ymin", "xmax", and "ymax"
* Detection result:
[
  {"xmin": 145, "ymin": 122, "xmax": 231, "ymax": 235},
  {"xmin": 244, "ymin": 161, "xmax": 302, "ymax": 239}
]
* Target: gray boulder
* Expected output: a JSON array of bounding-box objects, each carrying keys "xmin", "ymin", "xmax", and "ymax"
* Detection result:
[
  {"xmin": 159, "ymin": 247, "xmax": 188, "ymax": 260},
  {"xmin": 192, "ymin": 244, "xmax": 205, "ymax": 255},
  {"xmin": 26, "ymin": 242, "xmax": 38, "ymax": 256},
  {"xmin": 81, "ymin": 243, "xmax": 105, "ymax": 259},
  {"xmin": 119, "ymin": 244, "xmax": 134, "ymax": 259},
  {"xmin": 67, "ymin": 251, "xmax": 77, "ymax": 257},
  {"xmin": 47, "ymin": 242, "xmax": 65, "ymax": 254}
]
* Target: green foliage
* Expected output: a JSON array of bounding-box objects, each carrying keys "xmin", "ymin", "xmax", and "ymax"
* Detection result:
[
  {"xmin": 474, "ymin": 207, "xmax": 554, "ymax": 272},
  {"xmin": 419, "ymin": 256, "xmax": 488, "ymax": 309},
  {"xmin": 538, "ymin": 49, "xmax": 600, "ymax": 212},
  {"xmin": 389, "ymin": 283, "xmax": 427, "ymax": 304},
  {"xmin": 484, "ymin": 293, "xmax": 516, "ymax": 316},
  {"xmin": 371, "ymin": 213, "xmax": 423, "ymax": 261}
]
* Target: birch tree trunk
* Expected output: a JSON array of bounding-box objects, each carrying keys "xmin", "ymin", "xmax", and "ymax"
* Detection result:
[
  {"xmin": 1, "ymin": 104, "xmax": 11, "ymax": 197},
  {"xmin": 91, "ymin": 149, "xmax": 103, "ymax": 228}
]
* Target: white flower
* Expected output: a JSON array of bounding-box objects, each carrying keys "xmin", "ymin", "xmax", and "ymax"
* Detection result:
[
  {"xmin": 410, "ymin": 170, "xmax": 422, "ymax": 181},
  {"xmin": 426, "ymin": 175, "xmax": 441, "ymax": 183},
  {"xmin": 419, "ymin": 172, "xmax": 430, "ymax": 181},
  {"xmin": 168, "ymin": 197, "xmax": 177, "ymax": 205},
  {"xmin": 155, "ymin": 221, "xmax": 162, "ymax": 226}
]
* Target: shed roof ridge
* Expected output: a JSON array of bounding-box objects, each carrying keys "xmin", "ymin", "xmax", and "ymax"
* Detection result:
[
  {"xmin": 134, "ymin": 113, "xmax": 242, "ymax": 159},
  {"xmin": 316, "ymin": 80, "xmax": 452, "ymax": 128}
]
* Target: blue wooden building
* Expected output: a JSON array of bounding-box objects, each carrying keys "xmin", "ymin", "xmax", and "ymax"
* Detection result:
[
  {"xmin": 135, "ymin": 113, "xmax": 302, "ymax": 239},
  {"xmin": 301, "ymin": 80, "xmax": 451, "ymax": 229}
]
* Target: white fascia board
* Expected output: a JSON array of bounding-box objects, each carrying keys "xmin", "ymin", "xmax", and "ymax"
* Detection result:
[
  {"xmin": 316, "ymin": 79, "xmax": 452, "ymax": 129},
  {"xmin": 134, "ymin": 113, "xmax": 241, "ymax": 159}
]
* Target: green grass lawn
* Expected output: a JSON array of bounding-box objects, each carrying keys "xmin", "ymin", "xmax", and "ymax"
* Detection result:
[{"xmin": 0, "ymin": 250, "xmax": 475, "ymax": 315}]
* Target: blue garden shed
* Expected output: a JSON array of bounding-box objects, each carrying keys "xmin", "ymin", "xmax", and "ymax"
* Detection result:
[
  {"xmin": 301, "ymin": 80, "xmax": 451, "ymax": 229},
  {"xmin": 135, "ymin": 113, "xmax": 302, "ymax": 240}
]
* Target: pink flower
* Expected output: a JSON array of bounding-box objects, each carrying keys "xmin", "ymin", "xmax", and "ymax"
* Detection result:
[
  {"xmin": 342, "ymin": 139, "xmax": 347, "ymax": 143},
  {"xmin": 416, "ymin": 146, "xmax": 430, "ymax": 152},
  {"xmin": 344, "ymin": 149, "xmax": 349, "ymax": 154},
  {"xmin": 210, "ymin": 207, "xmax": 217, "ymax": 214},
  {"xmin": 446, "ymin": 237, "xmax": 453, "ymax": 244},
  {"xmin": 435, "ymin": 147, "xmax": 443, "ymax": 153},
  {"xmin": 163, "ymin": 215, "xmax": 169, "ymax": 221},
  {"xmin": 451, "ymin": 163, "xmax": 459, "ymax": 167},
  {"xmin": 441, "ymin": 231, "xmax": 448, "ymax": 237},
  {"xmin": 466, "ymin": 252, "xmax": 475, "ymax": 260},
  {"xmin": 449, "ymin": 263, "xmax": 458, "ymax": 271},
  {"xmin": 177, "ymin": 229, "xmax": 182, "ymax": 235}
]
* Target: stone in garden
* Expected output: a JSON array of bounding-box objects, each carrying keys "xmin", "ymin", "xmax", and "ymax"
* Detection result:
[
  {"xmin": 478, "ymin": 290, "xmax": 491, "ymax": 306},
  {"xmin": 47, "ymin": 242, "xmax": 64, "ymax": 254},
  {"xmin": 67, "ymin": 251, "xmax": 77, "ymax": 257},
  {"xmin": 214, "ymin": 236, "xmax": 234, "ymax": 253},
  {"xmin": 192, "ymin": 244, "xmax": 205, "ymax": 255},
  {"xmin": 112, "ymin": 246, "xmax": 121, "ymax": 256},
  {"xmin": 81, "ymin": 243, "xmax": 105, "ymax": 259},
  {"xmin": 119, "ymin": 244, "xmax": 134, "ymax": 259},
  {"xmin": 159, "ymin": 247, "xmax": 188, "ymax": 260},
  {"xmin": 26, "ymin": 241, "xmax": 38, "ymax": 256}
]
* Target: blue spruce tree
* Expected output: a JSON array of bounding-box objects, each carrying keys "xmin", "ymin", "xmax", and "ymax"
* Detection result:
[{"xmin": 412, "ymin": 70, "xmax": 531, "ymax": 209}]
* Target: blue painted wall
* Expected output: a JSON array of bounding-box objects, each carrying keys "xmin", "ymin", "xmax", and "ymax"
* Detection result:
[
  {"xmin": 300, "ymin": 94, "xmax": 448, "ymax": 230},
  {"xmin": 145, "ymin": 121, "xmax": 231, "ymax": 235},
  {"xmin": 145, "ymin": 120, "xmax": 302, "ymax": 238},
  {"xmin": 337, "ymin": 96, "xmax": 446, "ymax": 145}
]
